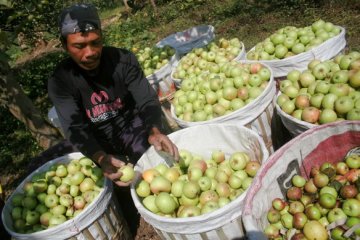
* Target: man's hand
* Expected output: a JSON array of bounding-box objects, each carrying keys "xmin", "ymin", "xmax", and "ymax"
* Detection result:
[
  {"xmin": 93, "ymin": 151, "xmax": 134, "ymax": 187},
  {"xmin": 148, "ymin": 127, "xmax": 179, "ymax": 161}
]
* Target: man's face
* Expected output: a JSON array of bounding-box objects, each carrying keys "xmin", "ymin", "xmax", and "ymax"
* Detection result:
[{"xmin": 65, "ymin": 30, "xmax": 103, "ymax": 71}]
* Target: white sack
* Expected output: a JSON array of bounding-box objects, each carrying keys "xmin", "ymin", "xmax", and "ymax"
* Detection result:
[
  {"xmin": 130, "ymin": 124, "xmax": 269, "ymax": 240},
  {"xmin": 242, "ymin": 120, "xmax": 360, "ymax": 239},
  {"xmin": 171, "ymin": 62, "xmax": 276, "ymax": 153},
  {"xmin": 246, "ymin": 26, "xmax": 346, "ymax": 78},
  {"xmin": 2, "ymin": 152, "xmax": 113, "ymax": 240}
]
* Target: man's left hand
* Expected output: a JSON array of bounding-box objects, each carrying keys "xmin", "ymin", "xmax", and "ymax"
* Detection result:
[{"xmin": 148, "ymin": 127, "xmax": 179, "ymax": 161}]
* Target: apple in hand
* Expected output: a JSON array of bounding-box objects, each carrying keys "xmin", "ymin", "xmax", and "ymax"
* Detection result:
[{"xmin": 118, "ymin": 165, "xmax": 135, "ymax": 182}]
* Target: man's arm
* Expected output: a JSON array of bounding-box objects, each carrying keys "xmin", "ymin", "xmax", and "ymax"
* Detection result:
[{"xmin": 121, "ymin": 50, "xmax": 179, "ymax": 160}]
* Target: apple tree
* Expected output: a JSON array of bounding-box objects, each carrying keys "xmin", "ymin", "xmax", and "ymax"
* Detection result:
[{"xmin": 0, "ymin": 0, "xmax": 66, "ymax": 150}]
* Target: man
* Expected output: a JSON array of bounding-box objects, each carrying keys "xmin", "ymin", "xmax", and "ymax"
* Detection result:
[{"xmin": 48, "ymin": 3, "xmax": 179, "ymax": 187}]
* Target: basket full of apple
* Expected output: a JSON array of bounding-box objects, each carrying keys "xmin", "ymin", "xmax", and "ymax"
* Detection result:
[
  {"xmin": 130, "ymin": 123, "xmax": 269, "ymax": 239},
  {"xmin": 1, "ymin": 152, "xmax": 131, "ymax": 240},
  {"xmin": 246, "ymin": 19, "xmax": 346, "ymax": 77},
  {"xmin": 242, "ymin": 120, "xmax": 360, "ymax": 240},
  {"xmin": 276, "ymin": 50, "xmax": 360, "ymax": 137}
]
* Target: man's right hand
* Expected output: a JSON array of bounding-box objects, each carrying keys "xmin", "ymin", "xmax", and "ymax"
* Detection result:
[{"xmin": 93, "ymin": 151, "xmax": 134, "ymax": 187}]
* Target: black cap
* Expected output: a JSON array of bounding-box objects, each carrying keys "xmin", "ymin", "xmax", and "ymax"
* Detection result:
[{"xmin": 58, "ymin": 3, "xmax": 101, "ymax": 37}]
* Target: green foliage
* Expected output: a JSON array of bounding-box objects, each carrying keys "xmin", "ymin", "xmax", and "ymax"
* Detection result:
[
  {"xmin": 16, "ymin": 51, "xmax": 67, "ymax": 112},
  {"xmin": 0, "ymin": 108, "xmax": 41, "ymax": 174}
]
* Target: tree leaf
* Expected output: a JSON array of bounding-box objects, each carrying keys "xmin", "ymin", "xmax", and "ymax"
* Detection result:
[{"xmin": 0, "ymin": 0, "xmax": 13, "ymax": 8}]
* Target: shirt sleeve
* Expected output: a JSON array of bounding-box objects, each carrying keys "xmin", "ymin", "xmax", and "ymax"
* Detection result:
[
  {"xmin": 47, "ymin": 74, "xmax": 105, "ymax": 158},
  {"xmin": 121, "ymin": 50, "xmax": 163, "ymax": 132}
]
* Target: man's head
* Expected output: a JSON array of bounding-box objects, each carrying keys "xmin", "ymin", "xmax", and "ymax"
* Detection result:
[{"xmin": 58, "ymin": 3, "xmax": 103, "ymax": 71}]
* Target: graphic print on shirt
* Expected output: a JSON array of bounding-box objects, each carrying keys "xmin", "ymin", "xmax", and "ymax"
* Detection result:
[{"xmin": 86, "ymin": 90, "xmax": 124, "ymax": 123}]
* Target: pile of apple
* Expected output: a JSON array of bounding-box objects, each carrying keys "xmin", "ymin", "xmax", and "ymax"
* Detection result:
[
  {"xmin": 246, "ymin": 19, "xmax": 342, "ymax": 60},
  {"xmin": 172, "ymin": 37, "xmax": 243, "ymax": 81},
  {"xmin": 135, "ymin": 45, "xmax": 176, "ymax": 77},
  {"xmin": 135, "ymin": 149, "xmax": 261, "ymax": 217},
  {"xmin": 8, "ymin": 157, "xmax": 104, "ymax": 234},
  {"xmin": 172, "ymin": 62, "xmax": 271, "ymax": 122},
  {"xmin": 277, "ymin": 51, "xmax": 360, "ymax": 124},
  {"xmin": 264, "ymin": 153, "xmax": 360, "ymax": 240}
]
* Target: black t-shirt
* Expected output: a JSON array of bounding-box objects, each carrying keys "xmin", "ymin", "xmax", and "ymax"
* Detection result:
[{"xmin": 48, "ymin": 46, "xmax": 162, "ymax": 158}]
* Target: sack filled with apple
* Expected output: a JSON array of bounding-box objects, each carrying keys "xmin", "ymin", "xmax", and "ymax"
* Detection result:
[
  {"xmin": 263, "ymin": 153, "xmax": 360, "ymax": 240},
  {"xmin": 245, "ymin": 19, "xmax": 346, "ymax": 78},
  {"xmin": 135, "ymin": 45, "xmax": 176, "ymax": 77},
  {"xmin": 241, "ymin": 120, "xmax": 360, "ymax": 240},
  {"xmin": 246, "ymin": 19, "xmax": 342, "ymax": 61},
  {"xmin": 276, "ymin": 50, "xmax": 360, "ymax": 136},
  {"xmin": 171, "ymin": 61, "xmax": 272, "ymax": 122},
  {"xmin": 171, "ymin": 37, "xmax": 245, "ymax": 85},
  {"xmin": 4, "ymin": 156, "xmax": 105, "ymax": 234},
  {"xmin": 134, "ymin": 148, "xmax": 261, "ymax": 218}
]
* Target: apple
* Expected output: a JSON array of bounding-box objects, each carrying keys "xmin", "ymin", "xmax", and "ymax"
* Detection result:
[
  {"xmin": 287, "ymin": 186, "xmax": 303, "ymax": 201},
  {"xmin": 142, "ymin": 168, "xmax": 161, "ymax": 184},
  {"xmin": 281, "ymin": 212, "xmax": 293, "ymax": 229},
  {"xmin": 342, "ymin": 198, "xmax": 360, "ymax": 217},
  {"xmin": 35, "ymin": 204, "xmax": 48, "ymax": 215},
  {"xmin": 295, "ymin": 95, "xmax": 310, "ymax": 109},
  {"xmin": 272, "ymin": 198, "xmax": 286, "ymax": 211},
  {"xmin": 245, "ymin": 161, "xmax": 260, "ymax": 177},
  {"xmin": 197, "ymin": 176, "xmax": 212, "ymax": 192},
  {"xmin": 327, "ymin": 207, "xmax": 347, "ymax": 223},
  {"xmin": 303, "ymin": 220, "xmax": 328, "ymax": 240},
  {"xmin": 22, "ymin": 196, "xmax": 37, "ymax": 210},
  {"xmin": 182, "ymin": 181, "xmax": 200, "ymax": 199},
  {"xmin": 319, "ymin": 186, "xmax": 338, "ymax": 198},
  {"xmin": 330, "ymin": 227, "xmax": 347, "ymax": 240},
  {"xmin": 25, "ymin": 210, "xmax": 40, "ymax": 225},
  {"xmin": 292, "ymin": 175, "xmax": 306, "ymax": 188},
  {"xmin": 299, "ymin": 72, "xmax": 316, "ymax": 88},
  {"xmin": 335, "ymin": 96, "xmax": 354, "ymax": 115},
  {"xmin": 263, "ymin": 224, "xmax": 280, "ymax": 239},
  {"xmin": 199, "ymin": 190, "xmax": 219, "ymax": 205},
  {"xmin": 289, "ymin": 201, "xmax": 305, "ymax": 214},
  {"xmin": 179, "ymin": 194, "xmax": 199, "ymax": 206},
  {"xmin": 70, "ymin": 171, "xmax": 85, "ymax": 186},
  {"xmin": 79, "ymin": 177, "xmax": 95, "ymax": 193},
  {"xmin": 347, "ymin": 108, "xmax": 360, "ymax": 120},
  {"xmin": 339, "ymin": 185, "xmax": 358, "ymax": 199},
  {"xmin": 228, "ymin": 175, "xmax": 243, "ymax": 189},
  {"xmin": 345, "ymin": 154, "xmax": 360, "ymax": 169},
  {"xmin": 293, "ymin": 212, "xmax": 308, "ymax": 230},
  {"xmin": 319, "ymin": 109, "xmax": 338, "ymax": 124},
  {"xmin": 51, "ymin": 204, "xmax": 66, "ymax": 216},
  {"xmin": 11, "ymin": 206, "xmax": 23, "ymax": 220},
  {"xmin": 329, "ymin": 83, "xmax": 350, "ymax": 97},
  {"xmin": 73, "ymin": 195, "xmax": 86, "ymax": 210},
  {"xmin": 304, "ymin": 179, "xmax": 318, "ymax": 194},
  {"xmin": 313, "ymin": 173, "xmax": 329, "ymax": 189},
  {"xmin": 301, "ymin": 107, "xmax": 320, "ymax": 123},
  {"xmin": 155, "ymin": 192, "xmax": 177, "ymax": 214},
  {"xmin": 150, "ymin": 175, "xmax": 171, "ymax": 194},
  {"xmin": 40, "ymin": 211, "xmax": 53, "ymax": 226},
  {"xmin": 267, "ymin": 209, "xmax": 281, "ymax": 223},
  {"xmin": 229, "ymin": 152, "xmax": 248, "ymax": 171},
  {"xmin": 349, "ymin": 70, "xmax": 360, "ymax": 88},
  {"xmin": 336, "ymin": 162, "xmax": 349, "ymax": 175},
  {"xmin": 305, "ymin": 205, "xmax": 321, "ymax": 220},
  {"xmin": 319, "ymin": 193, "xmax": 336, "ymax": 209},
  {"xmin": 346, "ymin": 217, "xmax": 360, "ymax": 236},
  {"xmin": 67, "ymin": 161, "xmax": 81, "ymax": 175},
  {"xmin": 11, "ymin": 193, "xmax": 25, "ymax": 207},
  {"xmin": 49, "ymin": 214, "xmax": 67, "ymax": 227},
  {"xmin": 177, "ymin": 205, "xmax": 201, "ymax": 218}
]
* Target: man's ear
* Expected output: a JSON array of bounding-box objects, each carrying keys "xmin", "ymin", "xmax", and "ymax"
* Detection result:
[{"xmin": 60, "ymin": 36, "xmax": 67, "ymax": 50}]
